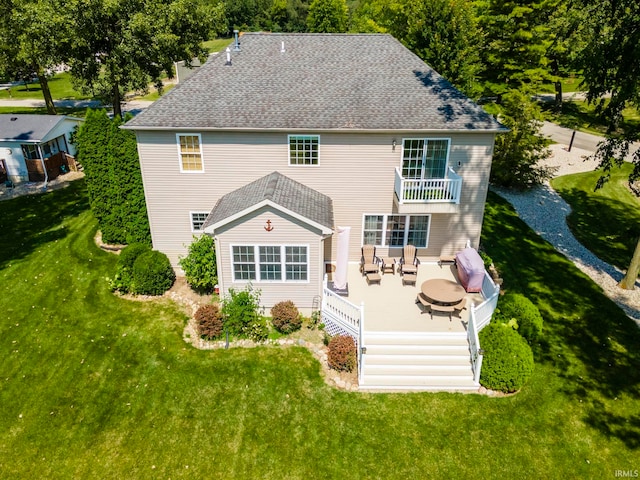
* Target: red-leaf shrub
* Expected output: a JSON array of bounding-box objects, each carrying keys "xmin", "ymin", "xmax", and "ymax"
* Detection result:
[
  {"xmin": 195, "ymin": 304, "xmax": 224, "ymax": 340},
  {"xmin": 271, "ymin": 300, "xmax": 302, "ymax": 334},
  {"xmin": 327, "ymin": 335, "xmax": 356, "ymax": 372}
]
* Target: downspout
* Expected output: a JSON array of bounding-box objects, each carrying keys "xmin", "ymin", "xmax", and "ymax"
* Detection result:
[{"xmin": 37, "ymin": 144, "xmax": 48, "ymax": 190}]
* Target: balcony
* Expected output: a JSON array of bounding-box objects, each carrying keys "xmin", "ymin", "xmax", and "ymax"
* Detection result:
[{"xmin": 393, "ymin": 167, "xmax": 462, "ymax": 213}]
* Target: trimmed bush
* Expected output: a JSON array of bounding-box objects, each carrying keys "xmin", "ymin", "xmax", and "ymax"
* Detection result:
[
  {"xmin": 179, "ymin": 235, "xmax": 217, "ymax": 293},
  {"xmin": 109, "ymin": 243, "xmax": 151, "ymax": 292},
  {"xmin": 195, "ymin": 304, "xmax": 223, "ymax": 340},
  {"xmin": 221, "ymin": 286, "xmax": 261, "ymax": 337},
  {"xmin": 479, "ymin": 323, "xmax": 534, "ymax": 393},
  {"xmin": 494, "ymin": 292, "xmax": 544, "ymax": 344},
  {"xmin": 131, "ymin": 250, "xmax": 175, "ymax": 295},
  {"xmin": 271, "ymin": 301, "xmax": 302, "ymax": 334},
  {"xmin": 327, "ymin": 335, "xmax": 357, "ymax": 372}
]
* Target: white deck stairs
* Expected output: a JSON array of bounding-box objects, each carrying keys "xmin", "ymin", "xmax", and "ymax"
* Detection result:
[{"xmin": 359, "ymin": 330, "xmax": 478, "ymax": 391}]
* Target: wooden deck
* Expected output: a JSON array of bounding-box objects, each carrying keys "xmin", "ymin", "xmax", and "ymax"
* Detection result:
[{"xmin": 332, "ymin": 260, "xmax": 484, "ymax": 334}]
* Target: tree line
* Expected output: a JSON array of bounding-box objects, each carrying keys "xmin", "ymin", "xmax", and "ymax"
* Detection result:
[{"xmin": 2, "ymin": 0, "xmax": 638, "ymax": 285}]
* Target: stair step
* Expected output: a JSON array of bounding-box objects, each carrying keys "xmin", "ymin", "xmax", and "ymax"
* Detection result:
[
  {"xmin": 364, "ymin": 334, "xmax": 468, "ymax": 347},
  {"xmin": 365, "ymin": 354, "xmax": 470, "ymax": 366},
  {"xmin": 360, "ymin": 374, "xmax": 478, "ymax": 390},
  {"xmin": 364, "ymin": 364, "xmax": 472, "ymax": 376},
  {"xmin": 364, "ymin": 344, "xmax": 470, "ymax": 356}
]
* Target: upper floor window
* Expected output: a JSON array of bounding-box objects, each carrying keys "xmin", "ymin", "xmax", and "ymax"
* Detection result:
[
  {"xmin": 190, "ymin": 212, "xmax": 209, "ymax": 232},
  {"xmin": 289, "ymin": 135, "xmax": 319, "ymax": 165},
  {"xmin": 177, "ymin": 134, "xmax": 203, "ymax": 172}
]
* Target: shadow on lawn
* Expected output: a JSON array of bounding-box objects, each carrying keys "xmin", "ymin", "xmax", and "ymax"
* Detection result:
[
  {"xmin": 0, "ymin": 180, "xmax": 89, "ymax": 269},
  {"xmin": 483, "ymin": 191, "xmax": 640, "ymax": 448},
  {"xmin": 558, "ymin": 187, "xmax": 640, "ymax": 275}
]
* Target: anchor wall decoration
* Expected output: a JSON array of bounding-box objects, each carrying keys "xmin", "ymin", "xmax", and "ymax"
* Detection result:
[{"xmin": 264, "ymin": 219, "xmax": 274, "ymax": 232}]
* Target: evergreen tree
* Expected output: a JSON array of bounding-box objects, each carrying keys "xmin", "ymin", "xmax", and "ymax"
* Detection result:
[{"xmin": 75, "ymin": 109, "xmax": 151, "ymax": 245}]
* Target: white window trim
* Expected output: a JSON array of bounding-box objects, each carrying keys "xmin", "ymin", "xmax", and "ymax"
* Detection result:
[
  {"xmin": 176, "ymin": 133, "xmax": 204, "ymax": 173},
  {"xmin": 287, "ymin": 134, "xmax": 320, "ymax": 167},
  {"xmin": 230, "ymin": 244, "xmax": 310, "ymax": 283},
  {"xmin": 400, "ymin": 137, "xmax": 451, "ymax": 178},
  {"xmin": 190, "ymin": 211, "xmax": 209, "ymax": 232},
  {"xmin": 361, "ymin": 214, "xmax": 431, "ymax": 248}
]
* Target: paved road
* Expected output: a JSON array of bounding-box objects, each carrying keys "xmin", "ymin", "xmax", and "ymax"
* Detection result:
[{"xmin": 540, "ymin": 121, "xmax": 604, "ymax": 151}]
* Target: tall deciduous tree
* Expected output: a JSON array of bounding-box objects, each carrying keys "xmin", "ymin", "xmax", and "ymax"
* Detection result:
[
  {"xmin": 307, "ymin": 0, "xmax": 348, "ymax": 32},
  {"xmin": 578, "ymin": 0, "xmax": 640, "ymax": 289},
  {"xmin": 0, "ymin": 0, "xmax": 68, "ymax": 114},
  {"xmin": 67, "ymin": 0, "xmax": 224, "ymax": 118}
]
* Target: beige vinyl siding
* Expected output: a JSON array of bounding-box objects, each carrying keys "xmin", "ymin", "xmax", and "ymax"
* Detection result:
[
  {"xmin": 135, "ymin": 130, "xmax": 496, "ymax": 266},
  {"xmin": 215, "ymin": 206, "xmax": 323, "ymax": 309}
]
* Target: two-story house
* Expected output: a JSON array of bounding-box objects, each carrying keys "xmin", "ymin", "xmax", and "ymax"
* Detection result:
[{"xmin": 125, "ymin": 33, "xmax": 504, "ymax": 311}]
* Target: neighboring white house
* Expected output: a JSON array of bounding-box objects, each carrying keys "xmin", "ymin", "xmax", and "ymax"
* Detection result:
[
  {"xmin": 0, "ymin": 114, "xmax": 82, "ymax": 183},
  {"xmin": 125, "ymin": 33, "xmax": 506, "ymax": 310}
]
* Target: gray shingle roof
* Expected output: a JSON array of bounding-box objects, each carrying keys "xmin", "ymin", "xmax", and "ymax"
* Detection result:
[
  {"xmin": 126, "ymin": 33, "xmax": 502, "ymax": 132},
  {"xmin": 204, "ymin": 171, "xmax": 334, "ymax": 231},
  {"xmin": 0, "ymin": 114, "xmax": 67, "ymax": 142}
]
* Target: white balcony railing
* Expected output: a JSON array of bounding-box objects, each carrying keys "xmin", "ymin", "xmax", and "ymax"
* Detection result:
[{"xmin": 394, "ymin": 167, "xmax": 462, "ymax": 204}]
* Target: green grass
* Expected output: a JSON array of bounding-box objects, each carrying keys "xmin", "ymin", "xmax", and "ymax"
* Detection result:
[
  {"xmin": 1, "ymin": 182, "xmax": 639, "ymax": 478},
  {"xmin": 203, "ymin": 37, "xmax": 234, "ymax": 53},
  {"xmin": 543, "ymin": 99, "xmax": 640, "ymax": 136},
  {"xmin": 0, "ymin": 106, "xmax": 90, "ymax": 117},
  {"xmin": 539, "ymin": 74, "xmax": 584, "ymax": 94},
  {"xmin": 551, "ymin": 163, "xmax": 640, "ymax": 274},
  {"xmin": 0, "ymin": 72, "xmax": 91, "ymax": 101},
  {"xmin": 133, "ymin": 83, "xmax": 176, "ymax": 101}
]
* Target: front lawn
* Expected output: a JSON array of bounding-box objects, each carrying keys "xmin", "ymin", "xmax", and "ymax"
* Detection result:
[
  {"xmin": 542, "ymin": 99, "xmax": 640, "ymax": 136},
  {"xmin": 0, "ymin": 182, "xmax": 639, "ymax": 478},
  {"xmin": 551, "ymin": 163, "xmax": 640, "ymax": 274},
  {"xmin": 0, "ymin": 72, "xmax": 91, "ymax": 101}
]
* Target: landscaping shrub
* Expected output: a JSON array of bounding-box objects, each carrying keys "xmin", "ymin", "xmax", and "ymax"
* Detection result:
[
  {"xmin": 243, "ymin": 317, "xmax": 269, "ymax": 343},
  {"xmin": 327, "ymin": 335, "xmax": 357, "ymax": 372},
  {"xmin": 109, "ymin": 243, "xmax": 151, "ymax": 292},
  {"xmin": 271, "ymin": 300, "xmax": 302, "ymax": 334},
  {"xmin": 179, "ymin": 235, "xmax": 217, "ymax": 293},
  {"xmin": 494, "ymin": 292, "xmax": 544, "ymax": 344},
  {"xmin": 479, "ymin": 250, "xmax": 493, "ymax": 269},
  {"xmin": 195, "ymin": 304, "xmax": 224, "ymax": 340},
  {"xmin": 131, "ymin": 250, "xmax": 175, "ymax": 295},
  {"xmin": 221, "ymin": 286, "xmax": 261, "ymax": 337},
  {"xmin": 479, "ymin": 323, "xmax": 534, "ymax": 393}
]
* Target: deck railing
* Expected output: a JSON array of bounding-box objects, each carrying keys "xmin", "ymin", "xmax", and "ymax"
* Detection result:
[
  {"xmin": 321, "ymin": 275, "xmax": 364, "ymax": 379},
  {"xmin": 472, "ymin": 271, "xmax": 501, "ymax": 331},
  {"xmin": 468, "ymin": 307, "xmax": 483, "ymax": 384},
  {"xmin": 394, "ymin": 167, "xmax": 462, "ymax": 204}
]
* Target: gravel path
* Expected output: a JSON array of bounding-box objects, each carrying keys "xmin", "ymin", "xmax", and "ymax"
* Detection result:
[{"xmin": 493, "ymin": 144, "xmax": 640, "ymax": 326}]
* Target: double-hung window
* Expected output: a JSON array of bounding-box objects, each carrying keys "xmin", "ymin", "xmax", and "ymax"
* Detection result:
[
  {"xmin": 232, "ymin": 245, "xmax": 308, "ymax": 282},
  {"xmin": 362, "ymin": 214, "xmax": 430, "ymax": 248},
  {"xmin": 177, "ymin": 134, "xmax": 203, "ymax": 172},
  {"xmin": 289, "ymin": 135, "xmax": 319, "ymax": 165}
]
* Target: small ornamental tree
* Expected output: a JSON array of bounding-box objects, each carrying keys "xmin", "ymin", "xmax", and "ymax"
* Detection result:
[
  {"xmin": 479, "ymin": 323, "xmax": 534, "ymax": 393},
  {"xmin": 179, "ymin": 235, "xmax": 217, "ymax": 293}
]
